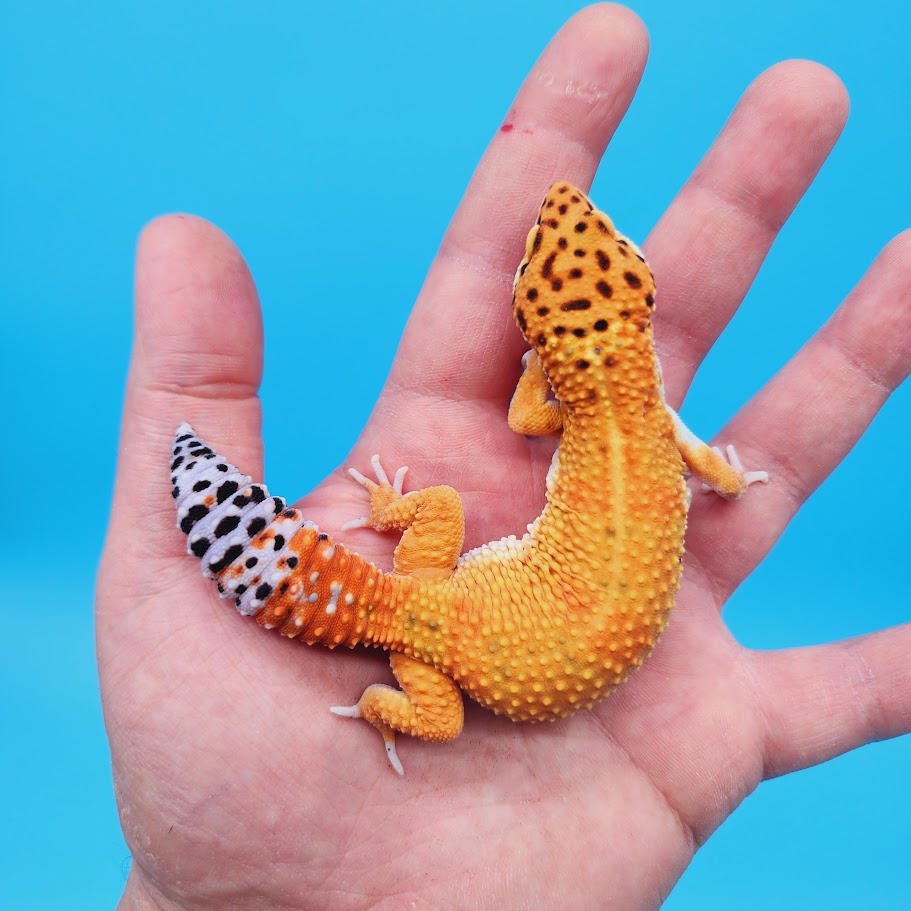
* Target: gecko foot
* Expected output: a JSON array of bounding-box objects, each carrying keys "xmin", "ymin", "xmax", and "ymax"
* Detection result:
[
  {"xmin": 340, "ymin": 455, "xmax": 409, "ymax": 531},
  {"xmin": 701, "ymin": 444, "xmax": 769, "ymax": 493},
  {"xmin": 330, "ymin": 703, "xmax": 405, "ymax": 776}
]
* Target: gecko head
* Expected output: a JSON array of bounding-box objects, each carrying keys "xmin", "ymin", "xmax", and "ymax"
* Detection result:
[{"xmin": 512, "ymin": 182, "xmax": 658, "ymax": 406}]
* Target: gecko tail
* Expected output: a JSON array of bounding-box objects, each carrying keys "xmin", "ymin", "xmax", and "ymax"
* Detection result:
[{"xmin": 170, "ymin": 423, "xmax": 315, "ymax": 617}]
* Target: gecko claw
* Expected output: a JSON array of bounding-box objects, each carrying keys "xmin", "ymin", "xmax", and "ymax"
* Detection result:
[
  {"xmin": 347, "ymin": 467, "xmax": 371, "ymax": 486},
  {"xmin": 384, "ymin": 738, "xmax": 405, "ymax": 776},
  {"xmin": 370, "ymin": 454, "xmax": 389, "ymax": 486},
  {"xmin": 340, "ymin": 516, "xmax": 370, "ymax": 531},
  {"xmin": 330, "ymin": 703, "xmax": 361, "ymax": 718}
]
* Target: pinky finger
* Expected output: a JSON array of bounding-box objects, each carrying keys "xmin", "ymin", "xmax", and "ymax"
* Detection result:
[{"xmin": 754, "ymin": 623, "xmax": 911, "ymax": 778}]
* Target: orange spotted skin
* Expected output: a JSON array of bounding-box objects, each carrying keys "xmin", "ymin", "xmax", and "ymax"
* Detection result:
[{"xmin": 174, "ymin": 182, "xmax": 766, "ymax": 770}]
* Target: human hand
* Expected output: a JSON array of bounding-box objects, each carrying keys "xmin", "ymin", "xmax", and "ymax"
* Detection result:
[{"xmin": 97, "ymin": 5, "xmax": 911, "ymax": 909}]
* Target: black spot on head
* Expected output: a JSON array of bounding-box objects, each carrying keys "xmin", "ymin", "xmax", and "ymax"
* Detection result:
[
  {"xmin": 190, "ymin": 537, "xmax": 211, "ymax": 558},
  {"xmin": 558, "ymin": 204, "xmax": 568, "ymax": 214},
  {"xmin": 255, "ymin": 583, "xmax": 273, "ymax": 602},
  {"xmin": 537, "ymin": 333, "xmax": 547, "ymax": 346},
  {"xmin": 172, "ymin": 486, "xmax": 180, "ymax": 499},
  {"xmin": 235, "ymin": 584, "xmax": 247, "ymax": 595},
  {"xmin": 547, "ymin": 218, "xmax": 559, "ymax": 229},
  {"xmin": 594, "ymin": 319, "xmax": 608, "ymax": 331},
  {"xmin": 287, "ymin": 556, "xmax": 299, "ymax": 569},
  {"xmin": 536, "ymin": 306, "xmax": 549, "ymax": 317},
  {"xmin": 214, "ymin": 514, "xmax": 241, "ymax": 538},
  {"xmin": 171, "ymin": 456, "xmax": 184, "ymax": 471},
  {"xmin": 180, "ymin": 504, "xmax": 209, "ymax": 534},
  {"xmin": 597, "ymin": 220, "xmax": 610, "ymax": 234},
  {"xmin": 520, "ymin": 263, "xmax": 528, "ymax": 276},
  {"xmin": 576, "ymin": 359, "xmax": 590, "ymax": 370},
  {"xmin": 246, "ymin": 556, "xmax": 258, "ymax": 568},
  {"xmin": 620, "ymin": 310, "xmax": 630, "ymax": 320},
  {"xmin": 574, "ymin": 248, "xmax": 585, "ymax": 258},
  {"xmin": 572, "ymin": 328, "xmax": 586, "ymax": 338},
  {"xmin": 216, "ymin": 463, "xmax": 228, "ymax": 472},
  {"xmin": 545, "ymin": 199, "xmax": 554, "ymax": 208},
  {"xmin": 569, "ymin": 268, "xmax": 583, "ymax": 279},
  {"xmin": 542, "ymin": 252, "xmax": 557, "ymax": 279},
  {"xmin": 624, "ymin": 271, "xmax": 643, "ymax": 289},
  {"xmin": 559, "ymin": 185, "xmax": 569, "ymax": 194},
  {"xmin": 273, "ymin": 499, "xmax": 286, "ymax": 514},
  {"xmin": 192, "ymin": 479, "xmax": 211, "ymax": 492},
  {"xmin": 274, "ymin": 535, "xmax": 285, "ymax": 551},
  {"xmin": 532, "ymin": 230, "xmax": 543, "ymax": 253},
  {"xmin": 551, "ymin": 279, "xmax": 563, "ymax": 291},
  {"xmin": 570, "ymin": 194, "xmax": 580, "ymax": 203},
  {"xmin": 526, "ymin": 288, "xmax": 538, "ymax": 301},
  {"xmin": 596, "ymin": 281, "xmax": 613, "ymax": 299},
  {"xmin": 646, "ymin": 294, "xmax": 655, "ymax": 307},
  {"xmin": 176, "ymin": 433, "xmax": 193, "ymax": 444},
  {"xmin": 318, "ymin": 533, "xmax": 328, "ymax": 541},
  {"xmin": 216, "ymin": 480, "xmax": 240, "ymax": 504},
  {"xmin": 596, "ymin": 251, "xmax": 610, "ymax": 270},
  {"xmin": 209, "ymin": 543, "xmax": 243, "ymax": 574},
  {"xmin": 555, "ymin": 326, "xmax": 566, "ymax": 336},
  {"xmin": 516, "ymin": 309, "xmax": 527, "ymax": 331},
  {"xmin": 186, "ymin": 461, "xmax": 197, "ymax": 471},
  {"xmin": 560, "ymin": 299, "xmax": 592, "ymax": 312},
  {"xmin": 247, "ymin": 516, "xmax": 267, "ymax": 537},
  {"xmin": 574, "ymin": 221, "xmax": 587, "ymax": 233},
  {"xmin": 558, "ymin": 237, "xmax": 568, "ymax": 250}
]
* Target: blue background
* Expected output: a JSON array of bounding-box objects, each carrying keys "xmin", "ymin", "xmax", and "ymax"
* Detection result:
[{"xmin": 2, "ymin": 1, "xmax": 908, "ymax": 907}]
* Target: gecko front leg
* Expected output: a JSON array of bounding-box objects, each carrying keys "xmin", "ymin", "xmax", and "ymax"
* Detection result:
[
  {"xmin": 508, "ymin": 350, "xmax": 564, "ymax": 436},
  {"xmin": 667, "ymin": 407, "xmax": 769, "ymax": 499}
]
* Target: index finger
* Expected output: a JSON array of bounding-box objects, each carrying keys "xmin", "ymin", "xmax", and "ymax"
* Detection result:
[{"xmin": 388, "ymin": 4, "xmax": 649, "ymax": 401}]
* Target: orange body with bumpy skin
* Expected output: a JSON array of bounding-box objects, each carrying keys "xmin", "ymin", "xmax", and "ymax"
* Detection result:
[{"xmin": 172, "ymin": 182, "xmax": 766, "ymax": 773}]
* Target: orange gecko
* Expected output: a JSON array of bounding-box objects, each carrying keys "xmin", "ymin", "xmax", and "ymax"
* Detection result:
[{"xmin": 170, "ymin": 182, "xmax": 767, "ymax": 774}]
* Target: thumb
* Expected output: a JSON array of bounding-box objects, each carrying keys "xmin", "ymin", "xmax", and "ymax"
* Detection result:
[{"xmin": 99, "ymin": 215, "xmax": 265, "ymax": 607}]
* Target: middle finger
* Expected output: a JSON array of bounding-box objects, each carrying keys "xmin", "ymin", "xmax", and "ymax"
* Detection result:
[{"xmin": 645, "ymin": 60, "xmax": 848, "ymax": 406}]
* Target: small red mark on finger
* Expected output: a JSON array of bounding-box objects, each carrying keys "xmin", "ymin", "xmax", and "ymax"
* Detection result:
[{"xmin": 501, "ymin": 122, "xmax": 514, "ymax": 133}]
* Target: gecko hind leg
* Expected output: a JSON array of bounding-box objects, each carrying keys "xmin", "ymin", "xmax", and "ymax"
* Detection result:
[
  {"xmin": 331, "ymin": 652, "xmax": 464, "ymax": 775},
  {"xmin": 341, "ymin": 453, "xmax": 465, "ymax": 578}
]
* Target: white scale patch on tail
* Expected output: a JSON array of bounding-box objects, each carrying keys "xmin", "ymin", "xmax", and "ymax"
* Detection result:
[
  {"xmin": 326, "ymin": 582, "xmax": 343, "ymax": 615},
  {"xmin": 171, "ymin": 424, "xmax": 320, "ymax": 617}
]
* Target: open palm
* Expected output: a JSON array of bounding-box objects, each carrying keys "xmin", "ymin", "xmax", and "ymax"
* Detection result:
[{"xmin": 98, "ymin": 6, "xmax": 911, "ymax": 910}]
